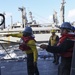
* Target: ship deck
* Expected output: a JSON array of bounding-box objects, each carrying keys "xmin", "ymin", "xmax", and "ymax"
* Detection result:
[{"xmin": 0, "ymin": 58, "xmax": 58, "ymax": 75}]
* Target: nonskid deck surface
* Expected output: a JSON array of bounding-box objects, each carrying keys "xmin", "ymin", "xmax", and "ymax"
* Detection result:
[
  {"xmin": 0, "ymin": 59, "xmax": 58, "ymax": 75},
  {"xmin": 0, "ymin": 43, "xmax": 58, "ymax": 75}
]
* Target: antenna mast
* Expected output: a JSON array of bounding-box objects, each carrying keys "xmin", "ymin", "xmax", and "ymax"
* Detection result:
[
  {"xmin": 53, "ymin": 11, "xmax": 58, "ymax": 25},
  {"xmin": 29, "ymin": 11, "xmax": 33, "ymax": 23},
  {"xmin": 18, "ymin": 6, "xmax": 28, "ymax": 28},
  {"xmin": 60, "ymin": 0, "xmax": 66, "ymax": 24}
]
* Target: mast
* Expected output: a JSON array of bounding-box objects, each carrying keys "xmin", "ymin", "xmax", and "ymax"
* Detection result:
[
  {"xmin": 60, "ymin": 0, "xmax": 66, "ymax": 24},
  {"xmin": 18, "ymin": 6, "xmax": 28, "ymax": 28},
  {"xmin": 10, "ymin": 15, "xmax": 13, "ymax": 29},
  {"xmin": 53, "ymin": 11, "xmax": 58, "ymax": 25},
  {"xmin": 29, "ymin": 11, "xmax": 36, "ymax": 24},
  {"xmin": 29, "ymin": 11, "xmax": 33, "ymax": 23}
]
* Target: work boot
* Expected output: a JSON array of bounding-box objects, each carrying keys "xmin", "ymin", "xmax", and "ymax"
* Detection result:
[
  {"xmin": 53, "ymin": 60, "xmax": 56, "ymax": 63},
  {"xmin": 55, "ymin": 62, "xmax": 59, "ymax": 65}
]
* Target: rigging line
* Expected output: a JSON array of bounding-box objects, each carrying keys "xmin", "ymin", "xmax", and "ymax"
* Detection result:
[
  {"xmin": 18, "ymin": 42, "xmax": 40, "ymax": 47},
  {"xmin": 33, "ymin": 16, "xmax": 50, "ymax": 23},
  {"xmin": 27, "ymin": 10, "xmax": 50, "ymax": 22},
  {"xmin": 3, "ymin": 43, "xmax": 40, "ymax": 48},
  {"xmin": 0, "ymin": 43, "xmax": 12, "ymax": 59},
  {"xmin": 27, "ymin": 10, "xmax": 50, "ymax": 24},
  {"xmin": 27, "ymin": 43, "xmax": 40, "ymax": 47},
  {"xmin": 33, "ymin": 12, "xmax": 49, "ymax": 20},
  {"xmin": 33, "ymin": 14, "xmax": 50, "ymax": 22},
  {"xmin": 0, "ymin": 39, "xmax": 40, "ymax": 47}
]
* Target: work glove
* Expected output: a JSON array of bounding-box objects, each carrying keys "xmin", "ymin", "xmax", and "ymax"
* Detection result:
[{"xmin": 40, "ymin": 44, "xmax": 47, "ymax": 49}]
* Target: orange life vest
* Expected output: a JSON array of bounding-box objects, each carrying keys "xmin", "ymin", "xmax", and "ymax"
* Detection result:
[{"xmin": 57, "ymin": 34, "xmax": 74, "ymax": 57}]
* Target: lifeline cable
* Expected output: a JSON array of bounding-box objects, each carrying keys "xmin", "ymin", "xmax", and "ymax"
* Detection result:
[
  {"xmin": 0, "ymin": 43, "xmax": 12, "ymax": 59},
  {"xmin": 0, "ymin": 40, "xmax": 40, "ymax": 59},
  {"xmin": 25, "ymin": 43, "xmax": 40, "ymax": 47}
]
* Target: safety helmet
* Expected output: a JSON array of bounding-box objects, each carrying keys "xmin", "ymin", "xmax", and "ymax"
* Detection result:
[
  {"xmin": 51, "ymin": 29, "xmax": 56, "ymax": 33},
  {"xmin": 23, "ymin": 26, "xmax": 33, "ymax": 34},
  {"xmin": 71, "ymin": 26, "xmax": 75, "ymax": 31},
  {"xmin": 60, "ymin": 22, "xmax": 72, "ymax": 30}
]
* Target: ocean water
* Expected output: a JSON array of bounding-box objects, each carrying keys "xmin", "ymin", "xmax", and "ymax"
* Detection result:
[{"xmin": 0, "ymin": 43, "xmax": 53, "ymax": 60}]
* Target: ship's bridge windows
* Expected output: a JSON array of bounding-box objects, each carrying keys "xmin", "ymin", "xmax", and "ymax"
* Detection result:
[
  {"xmin": 40, "ymin": 30, "xmax": 50, "ymax": 34},
  {"xmin": 49, "ymin": 29, "xmax": 60, "ymax": 33},
  {"xmin": 40, "ymin": 31, "xmax": 46, "ymax": 33},
  {"xmin": 33, "ymin": 31, "xmax": 39, "ymax": 34},
  {"xmin": 33, "ymin": 30, "xmax": 50, "ymax": 34}
]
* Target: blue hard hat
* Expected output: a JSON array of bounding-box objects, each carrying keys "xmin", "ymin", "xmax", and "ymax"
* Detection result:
[
  {"xmin": 60, "ymin": 22, "xmax": 72, "ymax": 30},
  {"xmin": 71, "ymin": 26, "xmax": 75, "ymax": 31},
  {"xmin": 23, "ymin": 26, "xmax": 33, "ymax": 34}
]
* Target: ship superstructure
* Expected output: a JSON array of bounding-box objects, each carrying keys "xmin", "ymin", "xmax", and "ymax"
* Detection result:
[{"xmin": 0, "ymin": 0, "xmax": 67, "ymax": 43}]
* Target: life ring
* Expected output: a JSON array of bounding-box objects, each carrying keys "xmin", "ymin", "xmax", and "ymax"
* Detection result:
[{"xmin": 0, "ymin": 13, "xmax": 5, "ymax": 26}]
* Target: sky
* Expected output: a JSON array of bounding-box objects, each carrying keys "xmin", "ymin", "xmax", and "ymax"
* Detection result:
[{"xmin": 0, "ymin": 0, "xmax": 75, "ymax": 27}]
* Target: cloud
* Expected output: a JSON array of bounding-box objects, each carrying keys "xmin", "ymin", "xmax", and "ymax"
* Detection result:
[{"xmin": 67, "ymin": 9, "xmax": 75, "ymax": 22}]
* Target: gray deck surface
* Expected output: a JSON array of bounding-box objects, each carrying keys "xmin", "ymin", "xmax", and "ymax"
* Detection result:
[{"xmin": 0, "ymin": 58, "xmax": 58, "ymax": 75}]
